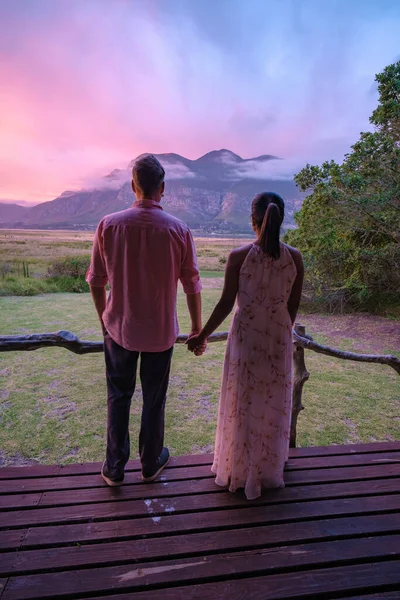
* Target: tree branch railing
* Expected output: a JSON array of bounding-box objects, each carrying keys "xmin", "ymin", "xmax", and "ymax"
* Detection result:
[{"xmin": 0, "ymin": 325, "xmax": 398, "ymax": 447}]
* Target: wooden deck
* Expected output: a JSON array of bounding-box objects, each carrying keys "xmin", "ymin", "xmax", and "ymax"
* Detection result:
[{"xmin": 0, "ymin": 442, "xmax": 400, "ymax": 600}]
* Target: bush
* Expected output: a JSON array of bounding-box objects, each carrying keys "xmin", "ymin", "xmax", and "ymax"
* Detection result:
[
  {"xmin": 49, "ymin": 276, "xmax": 89, "ymax": 293},
  {"xmin": 0, "ymin": 261, "xmax": 31, "ymax": 279},
  {"xmin": 0, "ymin": 256, "xmax": 93, "ymax": 295},
  {"xmin": 46, "ymin": 256, "xmax": 90, "ymax": 293},
  {"xmin": 47, "ymin": 256, "xmax": 90, "ymax": 279},
  {"xmin": 0, "ymin": 276, "xmax": 59, "ymax": 296}
]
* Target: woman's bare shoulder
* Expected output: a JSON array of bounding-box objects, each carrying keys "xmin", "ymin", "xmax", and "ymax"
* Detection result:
[
  {"xmin": 228, "ymin": 243, "xmax": 254, "ymax": 266},
  {"xmin": 283, "ymin": 243, "xmax": 303, "ymax": 268}
]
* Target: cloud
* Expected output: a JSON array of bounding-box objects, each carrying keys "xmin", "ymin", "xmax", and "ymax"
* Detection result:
[
  {"xmin": 154, "ymin": 157, "xmax": 198, "ymax": 180},
  {"xmin": 0, "ymin": 0, "xmax": 399, "ymax": 203},
  {"xmin": 165, "ymin": 164, "xmax": 197, "ymax": 179},
  {"xmin": 81, "ymin": 158, "xmax": 198, "ymax": 191},
  {"xmin": 211, "ymin": 153, "xmax": 304, "ymax": 181},
  {"xmin": 232, "ymin": 158, "xmax": 299, "ymax": 181}
]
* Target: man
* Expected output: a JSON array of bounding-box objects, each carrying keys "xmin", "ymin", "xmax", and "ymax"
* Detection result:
[{"xmin": 86, "ymin": 154, "xmax": 203, "ymax": 485}]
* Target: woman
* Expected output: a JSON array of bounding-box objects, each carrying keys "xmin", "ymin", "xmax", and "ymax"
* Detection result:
[{"xmin": 187, "ymin": 192, "xmax": 304, "ymax": 500}]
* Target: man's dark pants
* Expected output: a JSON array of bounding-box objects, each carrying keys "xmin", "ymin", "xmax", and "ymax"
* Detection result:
[{"xmin": 103, "ymin": 332, "xmax": 173, "ymax": 478}]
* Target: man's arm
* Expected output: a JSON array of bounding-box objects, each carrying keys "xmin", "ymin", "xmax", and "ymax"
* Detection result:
[
  {"xmin": 186, "ymin": 292, "xmax": 202, "ymax": 336},
  {"xmin": 180, "ymin": 229, "xmax": 203, "ymax": 336},
  {"xmin": 90, "ymin": 286, "xmax": 107, "ymax": 334},
  {"xmin": 86, "ymin": 220, "xmax": 109, "ymax": 334}
]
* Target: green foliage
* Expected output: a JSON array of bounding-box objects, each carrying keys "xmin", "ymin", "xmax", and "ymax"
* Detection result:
[
  {"xmin": 0, "ymin": 261, "xmax": 31, "ymax": 279},
  {"xmin": 46, "ymin": 256, "xmax": 90, "ymax": 293},
  {"xmin": 0, "ymin": 276, "xmax": 60, "ymax": 296},
  {"xmin": 47, "ymin": 256, "xmax": 91, "ymax": 279},
  {"xmin": 285, "ymin": 60, "xmax": 400, "ymax": 312}
]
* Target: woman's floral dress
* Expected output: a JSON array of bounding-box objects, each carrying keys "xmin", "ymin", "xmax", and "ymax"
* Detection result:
[{"xmin": 212, "ymin": 243, "xmax": 297, "ymax": 500}]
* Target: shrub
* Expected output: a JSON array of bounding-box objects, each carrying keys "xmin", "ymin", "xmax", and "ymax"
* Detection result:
[
  {"xmin": 45, "ymin": 256, "xmax": 91, "ymax": 294},
  {"xmin": 47, "ymin": 256, "xmax": 91, "ymax": 279},
  {"xmin": 51, "ymin": 276, "xmax": 89, "ymax": 293},
  {"xmin": 0, "ymin": 276, "xmax": 58, "ymax": 296}
]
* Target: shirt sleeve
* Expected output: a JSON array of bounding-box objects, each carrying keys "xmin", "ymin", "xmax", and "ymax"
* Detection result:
[
  {"xmin": 180, "ymin": 228, "xmax": 202, "ymax": 295},
  {"xmin": 86, "ymin": 220, "xmax": 109, "ymax": 288}
]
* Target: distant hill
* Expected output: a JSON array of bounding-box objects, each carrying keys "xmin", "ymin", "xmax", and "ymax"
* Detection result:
[
  {"xmin": 0, "ymin": 150, "xmax": 304, "ymax": 233},
  {"xmin": 0, "ymin": 202, "xmax": 28, "ymax": 224}
]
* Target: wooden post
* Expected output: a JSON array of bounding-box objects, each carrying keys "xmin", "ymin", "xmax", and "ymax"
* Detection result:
[{"xmin": 290, "ymin": 323, "xmax": 310, "ymax": 448}]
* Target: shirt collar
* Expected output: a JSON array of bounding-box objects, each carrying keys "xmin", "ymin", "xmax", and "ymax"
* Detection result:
[{"xmin": 133, "ymin": 199, "xmax": 163, "ymax": 210}]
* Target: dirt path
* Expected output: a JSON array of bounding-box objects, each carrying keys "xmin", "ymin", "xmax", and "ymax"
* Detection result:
[{"xmin": 298, "ymin": 314, "xmax": 400, "ymax": 354}]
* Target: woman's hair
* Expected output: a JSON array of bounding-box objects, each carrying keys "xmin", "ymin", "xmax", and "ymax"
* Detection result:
[{"xmin": 251, "ymin": 192, "xmax": 285, "ymax": 259}]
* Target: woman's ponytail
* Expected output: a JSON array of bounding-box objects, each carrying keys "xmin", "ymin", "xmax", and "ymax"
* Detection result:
[
  {"xmin": 251, "ymin": 192, "xmax": 284, "ymax": 259},
  {"xmin": 259, "ymin": 203, "xmax": 281, "ymax": 259}
]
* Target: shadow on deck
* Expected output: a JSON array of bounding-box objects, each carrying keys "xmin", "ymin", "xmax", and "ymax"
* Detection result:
[{"xmin": 0, "ymin": 442, "xmax": 400, "ymax": 600}]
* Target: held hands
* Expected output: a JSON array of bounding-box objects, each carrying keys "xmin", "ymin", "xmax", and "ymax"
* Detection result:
[{"xmin": 186, "ymin": 332, "xmax": 207, "ymax": 356}]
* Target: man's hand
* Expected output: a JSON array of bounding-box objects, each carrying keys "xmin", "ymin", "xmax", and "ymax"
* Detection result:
[
  {"xmin": 186, "ymin": 332, "xmax": 207, "ymax": 356},
  {"xmin": 185, "ymin": 293, "xmax": 206, "ymax": 354}
]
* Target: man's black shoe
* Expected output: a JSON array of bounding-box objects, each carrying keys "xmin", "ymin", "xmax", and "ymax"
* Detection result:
[
  {"xmin": 101, "ymin": 460, "xmax": 124, "ymax": 487},
  {"xmin": 142, "ymin": 447, "xmax": 170, "ymax": 482}
]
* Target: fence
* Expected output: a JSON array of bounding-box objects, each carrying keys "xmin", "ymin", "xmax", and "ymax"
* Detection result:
[{"xmin": 0, "ymin": 324, "xmax": 399, "ymax": 447}]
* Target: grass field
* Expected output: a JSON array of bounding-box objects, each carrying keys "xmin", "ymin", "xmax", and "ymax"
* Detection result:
[
  {"xmin": 0, "ymin": 291, "xmax": 399, "ymax": 467},
  {"xmin": 0, "ymin": 230, "xmax": 240, "ymax": 295}
]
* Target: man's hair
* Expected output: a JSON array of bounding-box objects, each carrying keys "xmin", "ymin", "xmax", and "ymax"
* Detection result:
[{"xmin": 131, "ymin": 154, "xmax": 165, "ymax": 198}]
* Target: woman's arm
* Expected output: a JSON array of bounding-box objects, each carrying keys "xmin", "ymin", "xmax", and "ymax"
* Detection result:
[
  {"xmin": 187, "ymin": 245, "xmax": 251, "ymax": 351},
  {"xmin": 287, "ymin": 247, "xmax": 304, "ymax": 325}
]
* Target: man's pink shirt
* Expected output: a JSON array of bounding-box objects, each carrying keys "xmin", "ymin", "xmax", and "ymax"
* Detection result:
[{"xmin": 86, "ymin": 200, "xmax": 202, "ymax": 352}]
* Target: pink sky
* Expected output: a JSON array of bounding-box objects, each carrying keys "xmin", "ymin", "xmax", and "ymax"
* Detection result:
[{"xmin": 0, "ymin": 0, "xmax": 399, "ymax": 205}]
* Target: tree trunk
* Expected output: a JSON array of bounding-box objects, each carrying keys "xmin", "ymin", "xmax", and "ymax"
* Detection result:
[{"xmin": 290, "ymin": 324, "xmax": 310, "ymax": 448}]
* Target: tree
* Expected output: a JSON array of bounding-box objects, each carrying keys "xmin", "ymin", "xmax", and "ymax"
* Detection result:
[{"xmin": 285, "ymin": 60, "xmax": 400, "ymax": 312}]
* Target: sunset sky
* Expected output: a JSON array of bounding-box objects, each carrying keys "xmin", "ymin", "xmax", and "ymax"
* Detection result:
[{"xmin": 0, "ymin": 0, "xmax": 399, "ymax": 205}]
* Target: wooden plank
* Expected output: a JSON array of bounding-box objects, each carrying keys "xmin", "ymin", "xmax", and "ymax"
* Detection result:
[
  {"xmin": 0, "ymin": 454, "xmax": 213, "ymax": 480},
  {"xmin": 285, "ymin": 450, "xmax": 400, "ymax": 470},
  {"xmin": 2, "ymin": 478, "xmax": 400, "ymax": 529},
  {"xmin": 2, "ymin": 461, "xmax": 400, "ymax": 495},
  {"xmin": 289, "ymin": 441, "xmax": 400, "ymax": 458},
  {"xmin": 3, "ymin": 536, "xmax": 400, "ymax": 599},
  {"xmin": 0, "ymin": 531, "xmax": 26, "ymax": 551},
  {"xmin": 90, "ymin": 593, "xmax": 400, "ymax": 600},
  {"xmin": 90, "ymin": 592, "xmax": 400, "ymax": 600},
  {"xmin": 1, "ymin": 442, "xmax": 398, "ymax": 480},
  {"xmin": 8, "ymin": 493, "xmax": 399, "ymax": 551},
  {"xmin": 0, "ymin": 465, "xmax": 214, "ymax": 494},
  {"xmin": 59, "ymin": 454, "xmax": 214, "ymax": 475},
  {"xmin": 3, "ymin": 471, "xmax": 399, "ymax": 512},
  {"xmin": 0, "ymin": 494, "xmax": 41, "ymax": 510},
  {"xmin": 6, "ymin": 448, "xmax": 396, "ymax": 496},
  {"xmin": 35, "ymin": 475, "xmax": 400, "ymax": 508},
  {"xmin": 81, "ymin": 561, "xmax": 400, "ymax": 600},
  {"xmin": 1, "ymin": 513, "xmax": 398, "ymax": 577},
  {"xmin": 0, "ymin": 580, "xmax": 8, "ymax": 600},
  {"xmin": 286, "ymin": 462, "xmax": 400, "ymax": 485},
  {"xmin": 339, "ymin": 595, "xmax": 400, "ymax": 600},
  {"xmin": 0, "ymin": 465, "xmax": 60, "ymax": 480}
]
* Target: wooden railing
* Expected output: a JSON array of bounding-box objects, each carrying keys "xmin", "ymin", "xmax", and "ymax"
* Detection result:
[{"xmin": 0, "ymin": 324, "xmax": 399, "ymax": 447}]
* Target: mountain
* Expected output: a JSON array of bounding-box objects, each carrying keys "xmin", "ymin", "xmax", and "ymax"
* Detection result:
[
  {"xmin": 0, "ymin": 150, "xmax": 304, "ymax": 233},
  {"xmin": 0, "ymin": 202, "xmax": 28, "ymax": 224}
]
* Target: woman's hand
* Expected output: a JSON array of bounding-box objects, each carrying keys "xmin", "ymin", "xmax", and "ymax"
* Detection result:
[{"xmin": 186, "ymin": 333, "xmax": 207, "ymax": 356}]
